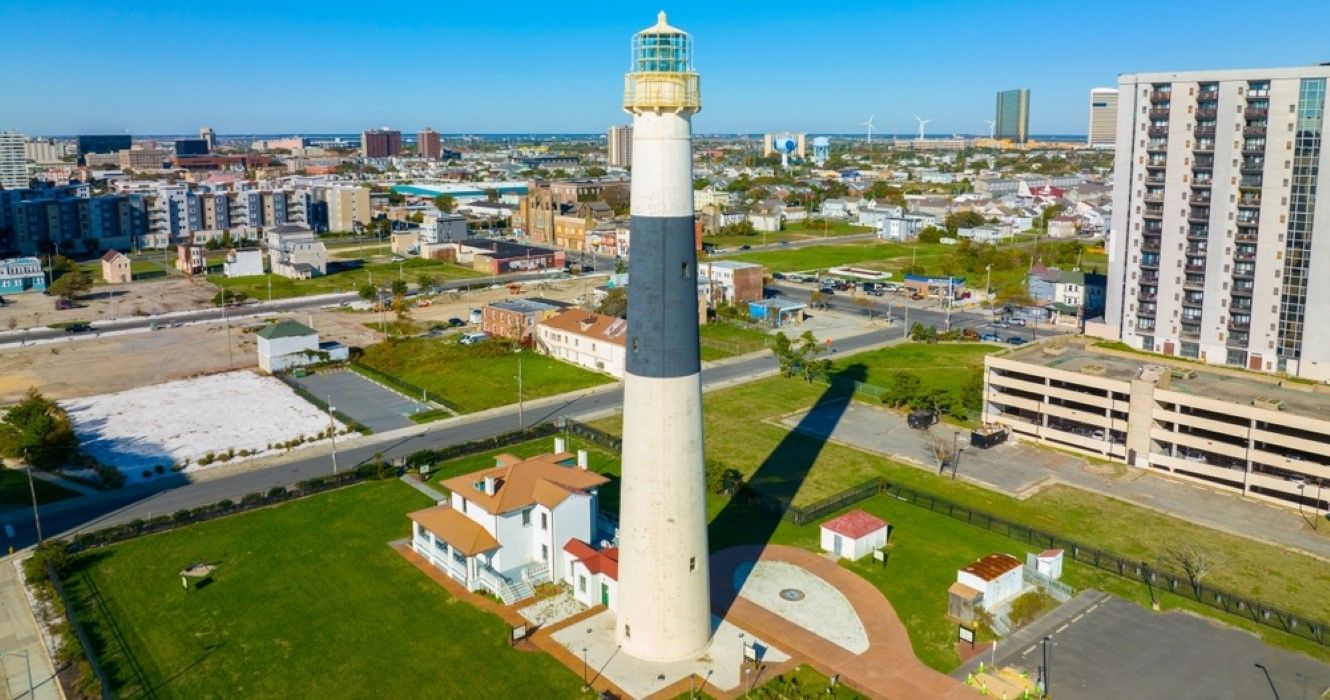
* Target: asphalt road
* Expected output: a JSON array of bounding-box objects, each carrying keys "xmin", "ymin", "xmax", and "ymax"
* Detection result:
[
  {"xmin": 0, "ymin": 268, "xmax": 573, "ymax": 346},
  {"xmin": 0, "ymin": 323, "xmax": 902, "ymax": 550}
]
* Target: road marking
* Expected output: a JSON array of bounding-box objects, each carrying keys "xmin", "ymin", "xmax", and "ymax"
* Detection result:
[
  {"xmin": 1055, "ymin": 624, "xmax": 1069, "ymax": 633},
  {"xmin": 1072, "ymin": 614, "xmax": 1085, "ymax": 622},
  {"xmin": 1087, "ymin": 603, "xmax": 1100, "ymax": 613},
  {"xmin": 1021, "ymin": 645, "xmax": 1036, "ymax": 656}
]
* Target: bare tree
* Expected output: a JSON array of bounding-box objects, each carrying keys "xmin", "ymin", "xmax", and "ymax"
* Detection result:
[
  {"xmin": 854, "ymin": 295, "xmax": 874, "ymax": 320},
  {"xmin": 1160, "ymin": 544, "xmax": 1209, "ymax": 596},
  {"xmin": 927, "ymin": 434, "xmax": 957, "ymax": 474}
]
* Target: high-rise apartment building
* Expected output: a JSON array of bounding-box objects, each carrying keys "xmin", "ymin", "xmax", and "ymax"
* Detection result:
[
  {"xmin": 607, "ymin": 124, "xmax": 632, "ymax": 167},
  {"xmin": 1088, "ymin": 87, "xmax": 1118, "ymax": 148},
  {"xmin": 361, "ymin": 129, "xmax": 402, "ymax": 159},
  {"xmin": 417, "ymin": 128, "xmax": 441, "ymax": 160},
  {"xmin": 199, "ymin": 127, "xmax": 216, "ymax": 151},
  {"xmin": 994, "ymin": 89, "xmax": 1030, "ymax": 143},
  {"xmin": 1106, "ymin": 65, "xmax": 1330, "ymax": 379},
  {"xmin": 0, "ymin": 131, "xmax": 26, "ymax": 190}
]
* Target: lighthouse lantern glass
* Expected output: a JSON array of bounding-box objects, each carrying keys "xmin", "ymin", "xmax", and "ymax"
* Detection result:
[{"xmin": 632, "ymin": 33, "xmax": 692, "ymax": 73}]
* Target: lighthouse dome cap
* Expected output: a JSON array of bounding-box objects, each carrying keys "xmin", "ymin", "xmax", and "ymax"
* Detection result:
[{"xmin": 638, "ymin": 10, "xmax": 687, "ymax": 35}]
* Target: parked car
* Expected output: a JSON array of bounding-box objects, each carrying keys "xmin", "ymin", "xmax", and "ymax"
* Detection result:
[
  {"xmin": 739, "ymin": 245, "xmax": 752, "ymax": 251},
  {"xmin": 772, "ymin": 272, "xmax": 786, "ymax": 280},
  {"xmin": 447, "ymin": 317, "xmax": 466, "ymax": 327},
  {"xmin": 1005, "ymin": 335, "xmax": 1027, "ymax": 345},
  {"xmin": 907, "ymin": 409, "xmax": 939, "ymax": 430},
  {"xmin": 459, "ymin": 331, "xmax": 490, "ymax": 346},
  {"xmin": 819, "ymin": 286, "xmax": 836, "ymax": 295},
  {"xmin": 1010, "ymin": 318, "xmax": 1027, "ymax": 327},
  {"xmin": 993, "ymin": 321, "xmax": 1010, "ymax": 329},
  {"xmin": 981, "ymin": 333, "xmax": 1000, "ymax": 342},
  {"xmin": 64, "ymin": 322, "xmax": 93, "ymax": 334}
]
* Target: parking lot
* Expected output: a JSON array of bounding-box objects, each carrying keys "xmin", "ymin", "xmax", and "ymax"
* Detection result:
[
  {"xmin": 290, "ymin": 370, "xmax": 432, "ymax": 433},
  {"xmin": 962, "ymin": 593, "xmax": 1330, "ymax": 700}
]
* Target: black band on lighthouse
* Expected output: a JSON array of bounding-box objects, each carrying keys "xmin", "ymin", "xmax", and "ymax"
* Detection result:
[{"xmin": 625, "ymin": 214, "xmax": 701, "ymax": 379}]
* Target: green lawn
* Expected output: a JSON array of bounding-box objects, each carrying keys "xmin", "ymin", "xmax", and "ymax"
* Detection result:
[
  {"xmin": 721, "ymin": 242, "xmax": 950, "ymax": 274},
  {"xmin": 209, "ymin": 258, "xmax": 483, "ymax": 301},
  {"xmin": 595, "ymin": 372, "xmax": 1330, "ymax": 638},
  {"xmin": 699, "ymin": 321, "xmax": 773, "ymax": 361},
  {"xmin": 357, "ymin": 337, "xmax": 612, "ymax": 413},
  {"xmin": 0, "ymin": 469, "xmax": 78, "ymax": 507},
  {"xmin": 705, "ymin": 221, "xmax": 875, "ymax": 250},
  {"xmin": 64, "ymin": 480, "xmax": 586, "ymax": 699},
  {"xmin": 844, "ymin": 342, "xmax": 998, "ymax": 391}
]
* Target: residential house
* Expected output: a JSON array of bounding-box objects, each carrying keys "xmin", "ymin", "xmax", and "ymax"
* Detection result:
[
  {"xmin": 408, "ymin": 449, "xmax": 610, "ymax": 604},
  {"xmin": 223, "ymin": 249, "xmax": 264, "ymax": 277},
  {"xmin": 482, "ymin": 298, "xmax": 564, "ymax": 344},
  {"xmin": 693, "ymin": 186, "xmax": 735, "ymax": 210},
  {"xmin": 747, "ymin": 208, "xmax": 782, "ymax": 233},
  {"xmin": 956, "ymin": 226, "xmax": 1013, "ymax": 244},
  {"xmin": 175, "ymin": 243, "xmax": 206, "ymax": 275},
  {"xmin": 421, "ymin": 210, "xmax": 469, "ymax": 245},
  {"xmin": 535, "ymin": 309, "xmax": 628, "ymax": 378},
  {"xmin": 1028, "ymin": 263, "xmax": 1106, "ymax": 325},
  {"xmin": 1046, "ymin": 215, "xmax": 1079, "ymax": 239},
  {"xmin": 857, "ymin": 205, "xmax": 905, "ymax": 229},
  {"xmin": 255, "ymin": 319, "xmax": 348, "ymax": 373},
  {"xmin": 100, "ymin": 250, "xmax": 131, "ymax": 284},
  {"xmin": 819, "ymin": 198, "xmax": 859, "ymax": 220},
  {"xmin": 266, "ymin": 223, "xmax": 327, "ymax": 279},
  {"xmin": 0, "ymin": 257, "xmax": 46, "ymax": 294}
]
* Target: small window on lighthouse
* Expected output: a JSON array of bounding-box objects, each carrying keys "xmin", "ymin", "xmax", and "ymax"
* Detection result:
[
  {"xmin": 632, "ymin": 338, "xmax": 639, "ymax": 353},
  {"xmin": 624, "ymin": 625, "xmax": 631, "ymax": 639},
  {"xmin": 689, "ymin": 556, "xmax": 697, "ymax": 572},
  {"xmin": 681, "ymin": 261, "xmax": 689, "ymax": 278}
]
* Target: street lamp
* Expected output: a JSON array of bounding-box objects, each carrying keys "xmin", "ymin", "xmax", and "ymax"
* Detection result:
[
  {"xmin": 327, "ymin": 396, "xmax": 339, "ymax": 474},
  {"xmin": 581, "ymin": 646, "xmax": 588, "ymax": 691},
  {"xmin": 21, "ymin": 449, "xmax": 42, "ymax": 545},
  {"xmin": 1040, "ymin": 635, "xmax": 1053, "ymax": 699}
]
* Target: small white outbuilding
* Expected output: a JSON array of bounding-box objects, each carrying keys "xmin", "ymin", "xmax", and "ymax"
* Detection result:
[
  {"xmin": 819, "ymin": 509, "xmax": 889, "ymax": 561},
  {"xmin": 255, "ymin": 319, "xmax": 348, "ymax": 373}
]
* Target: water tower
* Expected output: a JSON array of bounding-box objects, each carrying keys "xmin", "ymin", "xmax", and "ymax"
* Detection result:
[
  {"xmin": 811, "ymin": 136, "xmax": 830, "ymax": 166},
  {"xmin": 763, "ymin": 131, "xmax": 806, "ymax": 167}
]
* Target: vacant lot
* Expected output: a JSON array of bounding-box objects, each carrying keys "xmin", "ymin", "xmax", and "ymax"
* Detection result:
[
  {"xmin": 844, "ymin": 342, "xmax": 998, "ymax": 392},
  {"xmin": 210, "ymin": 257, "xmax": 484, "ymax": 301},
  {"xmin": 356, "ymin": 337, "xmax": 612, "ymax": 413},
  {"xmin": 724, "ymin": 242, "xmax": 950, "ymax": 274},
  {"xmin": 64, "ymin": 480, "xmax": 586, "ymax": 699},
  {"xmin": 0, "ymin": 277, "xmax": 218, "ymax": 332},
  {"xmin": 699, "ymin": 321, "xmax": 773, "ymax": 361}
]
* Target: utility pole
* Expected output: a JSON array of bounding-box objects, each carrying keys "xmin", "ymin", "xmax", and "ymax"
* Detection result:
[
  {"xmin": 23, "ymin": 450, "xmax": 43, "ymax": 545},
  {"xmin": 222, "ymin": 288, "xmax": 233, "ymax": 370},
  {"xmin": 903, "ymin": 303, "xmax": 910, "ymax": 339},
  {"xmin": 1040, "ymin": 635, "xmax": 1052, "ymax": 699},
  {"xmin": 985, "ymin": 264, "xmax": 993, "ymax": 318},
  {"xmin": 516, "ymin": 353, "xmax": 525, "ymax": 429},
  {"xmin": 267, "ymin": 273, "xmax": 272, "ymax": 303},
  {"xmin": 328, "ymin": 396, "xmax": 338, "ymax": 474}
]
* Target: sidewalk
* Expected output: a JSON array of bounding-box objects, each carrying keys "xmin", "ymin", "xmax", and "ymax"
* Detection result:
[{"xmin": 0, "ymin": 555, "xmax": 61, "ymax": 700}]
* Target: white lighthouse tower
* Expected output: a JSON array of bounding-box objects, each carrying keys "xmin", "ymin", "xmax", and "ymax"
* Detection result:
[{"xmin": 615, "ymin": 11, "xmax": 712, "ymax": 662}]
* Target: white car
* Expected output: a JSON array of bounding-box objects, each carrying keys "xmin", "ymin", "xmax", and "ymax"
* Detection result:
[{"xmin": 459, "ymin": 331, "xmax": 490, "ymax": 346}]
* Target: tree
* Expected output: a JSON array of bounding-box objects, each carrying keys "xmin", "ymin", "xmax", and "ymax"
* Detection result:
[
  {"xmin": 926, "ymin": 434, "xmax": 957, "ymax": 474},
  {"xmin": 704, "ymin": 459, "xmax": 743, "ymax": 495},
  {"xmin": 770, "ymin": 331, "xmax": 830, "ymax": 383},
  {"xmin": 917, "ymin": 226, "xmax": 945, "ymax": 244},
  {"xmin": 433, "ymin": 194, "xmax": 457, "ymax": 213},
  {"xmin": 585, "ymin": 166, "xmax": 607, "ymax": 178},
  {"xmin": 959, "ymin": 367, "xmax": 985, "ymax": 418},
  {"xmin": 390, "ymin": 279, "xmax": 408, "ymax": 297},
  {"xmin": 48, "ymin": 270, "xmax": 92, "ymax": 301},
  {"xmin": 0, "ymin": 388, "xmax": 78, "ymax": 470},
  {"xmin": 358, "ymin": 284, "xmax": 377, "ymax": 302},
  {"xmin": 881, "ymin": 372, "xmax": 922, "ymax": 408},
  {"xmin": 943, "ymin": 210, "xmax": 986, "ymax": 233},
  {"xmin": 693, "ymin": 177, "xmax": 711, "ymax": 191},
  {"xmin": 49, "ymin": 255, "xmax": 76, "ymax": 279},
  {"xmin": 1161, "ymin": 544, "xmax": 1209, "ymax": 596},
  {"xmin": 597, "ymin": 287, "xmax": 627, "ymax": 318},
  {"xmin": 1008, "ymin": 589, "xmax": 1055, "ymax": 628},
  {"xmin": 416, "ymin": 273, "xmax": 438, "ymax": 292}
]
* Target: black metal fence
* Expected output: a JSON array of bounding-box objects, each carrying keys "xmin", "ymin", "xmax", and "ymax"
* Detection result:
[{"xmin": 750, "ymin": 475, "xmax": 1330, "ymax": 648}]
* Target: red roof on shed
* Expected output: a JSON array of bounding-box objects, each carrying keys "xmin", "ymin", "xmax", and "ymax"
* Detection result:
[{"xmin": 821, "ymin": 509, "xmax": 889, "ymax": 539}]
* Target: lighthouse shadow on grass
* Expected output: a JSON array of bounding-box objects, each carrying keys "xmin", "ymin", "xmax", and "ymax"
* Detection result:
[{"xmin": 709, "ymin": 362, "xmax": 868, "ymax": 618}]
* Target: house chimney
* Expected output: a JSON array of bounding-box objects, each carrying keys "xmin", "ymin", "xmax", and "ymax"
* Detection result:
[
  {"xmin": 554, "ymin": 437, "xmax": 567, "ymax": 453},
  {"xmin": 483, "ymin": 476, "xmax": 496, "ymax": 495},
  {"xmin": 578, "ymin": 449, "xmax": 588, "ymax": 469}
]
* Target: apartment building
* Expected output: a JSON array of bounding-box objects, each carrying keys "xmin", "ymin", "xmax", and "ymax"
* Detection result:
[
  {"xmin": 361, "ymin": 128, "xmax": 402, "ymax": 159},
  {"xmin": 984, "ymin": 338, "xmax": 1329, "ymax": 514},
  {"xmin": 119, "ymin": 148, "xmax": 172, "ymax": 170},
  {"xmin": 324, "ymin": 185, "xmax": 371, "ymax": 232},
  {"xmin": 995, "ymin": 89, "xmax": 1030, "ymax": 143},
  {"xmin": 607, "ymin": 125, "xmax": 632, "ymax": 168},
  {"xmin": 0, "ymin": 131, "xmax": 25, "ymax": 189},
  {"xmin": 0, "ymin": 186, "xmax": 147, "ymax": 255},
  {"xmin": 418, "ymin": 128, "xmax": 442, "ymax": 160},
  {"xmin": 1106, "ymin": 65, "xmax": 1330, "ymax": 379},
  {"xmin": 1088, "ymin": 88, "xmax": 1119, "ymax": 148}
]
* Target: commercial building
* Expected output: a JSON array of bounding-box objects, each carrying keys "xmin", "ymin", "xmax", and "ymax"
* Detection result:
[
  {"xmin": 1105, "ymin": 65, "xmax": 1330, "ymax": 379},
  {"xmin": 23, "ymin": 138, "xmax": 70, "ymax": 165},
  {"xmin": 1087, "ymin": 87, "xmax": 1118, "ymax": 148},
  {"xmin": 0, "ymin": 130, "xmax": 25, "ymax": 190},
  {"xmin": 697, "ymin": 260, "xmax": 763, "ymax": 305},
  {"xmin": 547, "ymin": 179, "xmax": 628, "ymax": 206},
  {"xmin": 607, "ymin": 124, "xmax": 632, "ymax": 168},
  {"xmin": 420, "ymin": 210, "xmax": 468, "ymax": 245},
  {"xmin": 361, "ymin": 128, "xmax": 402, "ymax": 159},
  {"xmin": 535, "ymin": 309, "xmax": 628, "ymax": 378},
  {"xmin": 994, "ymin": 89, "xmax": 1031, "ymax": 143},
  {"xmin": 0, "ymin": 257, "xmax": 45, "ymax": 294},
  {"xmin": 984, "ymin": 338, "xmax": 1330, "ymax": 513},
  {"xmin": 199, "ymin": 127, "xmax": 216, "ymax": 151},
  {"xmin": 76, "ymin": 134, "xmax": 132, "ymax": 162},
  {"xmin": 119, "ymin": 148, "xmax": 172, "ymax": 171},
  {"xmin": 255, "ymin": 319, "xmax": 347, "ymax": 373},
  {"xmin": 455, "ymin": 238, "xmax": 564, "ymax": 274},
  {"xmin": 417, "ymin": 128, "xmax": 442, "ymax": 160},
  {"xmin": 481, "ymin": 298, "xmax": 564, "ymax": 344},
  {"xmin": 174, "ymin": 138, "xmax": 209, "ymax": 156}
]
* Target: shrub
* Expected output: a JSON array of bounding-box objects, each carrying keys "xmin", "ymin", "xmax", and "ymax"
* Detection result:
[
  {"xmin": 268, "ymin": 486, "xmax": 287, "ymax": 499},
  {"xmin": 240, "ymin": 492, "xmax": 264, "ymax": 506},
  {"xmin": 217, "ymin": 499, "xmax": 234, "ymax": 510},
  {"xmin": 1008, "ymin": 589, "xmax": 1056, "ymax": 629},
  {"xmin": 172, "ymin": 509, "xmax": 192, "ymax": 523}
]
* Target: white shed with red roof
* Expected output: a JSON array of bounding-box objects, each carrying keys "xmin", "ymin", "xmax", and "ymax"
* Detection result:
[{"xmin": 819, "ymin": 509, "xmax": 889, "ymax": 561}]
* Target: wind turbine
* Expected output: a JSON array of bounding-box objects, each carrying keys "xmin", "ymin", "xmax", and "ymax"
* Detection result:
[
  {"xmin": 914, "ymin": 115, "xmax": 932, "ymax": 141},
  {"xmin": 984, "ymin": 119, "xmax": 996, "ymax": 139},
  {"xmin": 861, "ymin": 115, "xmax": 875, "ymax": 146}
]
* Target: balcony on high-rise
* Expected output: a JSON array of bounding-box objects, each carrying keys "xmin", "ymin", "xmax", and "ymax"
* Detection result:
[
  {"xmin": 1188, "ymin": 207, "xmax": 1210, "ymax": 222},
  {"xmin": 1149, "ymin": 107, "xmax": 1171, "ymax": 119}
]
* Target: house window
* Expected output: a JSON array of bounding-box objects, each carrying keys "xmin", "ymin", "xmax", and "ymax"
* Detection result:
[
  {"xmin": 578, "ymin": 575, "xmax": 587, "ymax": 593},
  {"xmin": 522, "ymin": 509, "xmax": 532, "ymax": 527},
  {"xmin": 541, "ymin": 544, "xmax": 549, "ymax": 562},
  {"xmin": 461, "ymin": 500, "xmax": 467, "ymax": 514},
  {"xmin": 540, "ymin": 512, "xmax": 548, "ymax": 530},
  {"xmin": 624, "ymin": 625, "xmax": 630, "ymax": 639}
]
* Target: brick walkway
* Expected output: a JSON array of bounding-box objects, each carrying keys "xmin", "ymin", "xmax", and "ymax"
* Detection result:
[{"xmin": 711, "ymin": 545, "xmax": 974, "ymax": 700}]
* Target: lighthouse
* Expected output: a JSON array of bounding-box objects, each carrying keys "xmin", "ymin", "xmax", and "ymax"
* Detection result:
[{"xmin": 615, "ymin": 11, "xmax": 711, "ymax": 662}]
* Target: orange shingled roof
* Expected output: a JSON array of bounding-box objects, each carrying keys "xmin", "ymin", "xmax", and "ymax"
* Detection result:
[
  {"xmin": 538, "ymin": 309, "xmax": 627, "ymax": 346},
  {"xmin": 439, "ymin": 451, "xmax": 609, "ymax": 515},
  {"xmin": 409, "ymin": 506, "xmax": 499, "ymax": 556},
  {"xmin": 961, "ymin": 553, "xmax": 1022, "ymax": 582}
]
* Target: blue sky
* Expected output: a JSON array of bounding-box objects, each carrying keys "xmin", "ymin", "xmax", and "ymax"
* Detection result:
[{"xmin": 4, "ymin": 0, "xmax": 1330, "ymax": 136}]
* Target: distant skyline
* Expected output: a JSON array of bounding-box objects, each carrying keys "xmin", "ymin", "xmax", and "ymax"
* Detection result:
[{"xmin": 4, "ymin": 1, "xmax": 1330, "ymax": 136}]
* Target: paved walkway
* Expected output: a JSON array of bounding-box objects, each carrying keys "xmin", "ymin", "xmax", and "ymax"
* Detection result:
[
  {"xmin": 711, "ymin": 544, "xmax": 972, "ymax": 700},
  {"xmin": 0, "ymin": 556, "xmax": 61, "ymax": 700},
  {"xmin": 397, "ymin": 475, "xmax": 445, "ymax": 502},
  {"xmin": 783, "ymin": 399, "xmax": 1330, "ymax": 562}
]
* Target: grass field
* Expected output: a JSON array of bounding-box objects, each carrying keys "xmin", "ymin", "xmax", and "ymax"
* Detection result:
[
  {"xmin": 357, "ymin": 337, "xmax": 612, "ymax": 413},
  {"xmin": 0, "ymin": 469, "xmax": 78, "ymax": 507},
  {"xmin": 704, "ymin": 221, "xmax": 875, "ymax": 250},
  {"xmin": 210, "ymin": 258, "xmax": 483, "ymax": 301},
  {"xmin": 699, "ymin": 321, "xmax": 773, "ymax": 361},
  {"xmin": 842, "ymin": 342, "xmax": 998, "ymax": 393},
  {"xmin": 722, "ymin": 242, "xmax": 950, "ymax": 274},
  {"xmin": 64, "ymin": 480, "xmax": 587, "ymax": 699}
]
